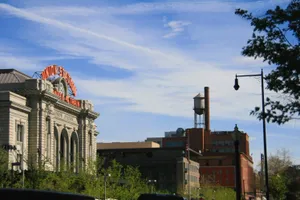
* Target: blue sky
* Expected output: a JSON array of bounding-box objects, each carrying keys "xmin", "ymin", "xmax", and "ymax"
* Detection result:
[{"xmin": 0, "ymin": 0, "xmax": 299, "ymax": 167}]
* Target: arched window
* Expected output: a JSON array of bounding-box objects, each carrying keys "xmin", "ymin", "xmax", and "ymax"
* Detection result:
[
  {"xmin": 71, "ymin": 132, "xmax": 78, "ymax": 172},
  {"xmin": 60, "ymin": 129, "xmax": 69, "ymax": 169},
  {"xmin": 54, "ymin": 126, "xmax": 59, "ymax": 171},
  {"xmin": 88, "ymin": 131, "xmax": 92, "ymax": 157},
  {"xmin": 46, "ymin": 117, "xmax": 51, "ymax": 158}
]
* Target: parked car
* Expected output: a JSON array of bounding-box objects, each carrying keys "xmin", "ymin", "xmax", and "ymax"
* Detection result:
[
  {"xmin": 138, "ymin": 193, "xmax": 185, "ymax": 200},
  {"xmin": 0, "ymin": 188, "xmax": 96, "ymax": 200}
]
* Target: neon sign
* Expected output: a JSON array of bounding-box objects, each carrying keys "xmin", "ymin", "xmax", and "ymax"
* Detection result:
[{"xmin": 41, "ymin": 65, "xmax": 81, "ymax": 108}]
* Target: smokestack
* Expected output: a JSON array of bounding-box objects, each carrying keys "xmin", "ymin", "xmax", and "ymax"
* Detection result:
[{"xmin": 204, "ymin": 86, "xmax": 210, "ymax": 131}]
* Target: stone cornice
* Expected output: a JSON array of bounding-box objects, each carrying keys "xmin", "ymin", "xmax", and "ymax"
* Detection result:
[
  {"xmin": 42, "ymin": 91, "xmax": 82, "ymax": 115},
  {"xmin": 19, "ymin": 88, "xmax": 100, "ymax": 119},
  {"xmin": 80, "ymin": 109, "xmax": 99, "ymax": 119},
  {"xmin": 0, "ymin": 100, "xmax": 31, "ymax": 113}
]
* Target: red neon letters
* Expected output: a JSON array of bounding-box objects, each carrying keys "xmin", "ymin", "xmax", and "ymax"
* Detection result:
[{"xmin": 41, "ymin": 65, "xmax": 81, "ymax": 108}]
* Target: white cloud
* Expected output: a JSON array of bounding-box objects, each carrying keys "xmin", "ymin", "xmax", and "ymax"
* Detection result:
[
  {"xmin": 249, "ymin": 137, "xmax": 257, "ymax": 141},
  {"xmin": 0, "ymin": 3, "xmax": 293, "ymax": 123},
  {"xmin": 23, "ymin": 0, "xmax": 290, "ymax": 17},
  {"xmin": 233, "ymin": 56, "xmax": 267, "ymax": 68},
  {"xmin": 163, "ymin": 20, "xmax": 191, "ymax": 38},
  {"xmin": 0, "ymin": 53, "xmax": 41, "ymax": 70}
]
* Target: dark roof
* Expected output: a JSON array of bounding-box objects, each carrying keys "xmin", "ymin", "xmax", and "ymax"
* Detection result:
[{"xmin": 0, "ymin": 69, "xmax": 31, "ymax": 84}]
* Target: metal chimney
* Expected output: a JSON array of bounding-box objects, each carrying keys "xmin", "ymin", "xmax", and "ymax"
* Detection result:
[{"xmin": 204, "ymin": 86, "xmax": 210, "ymax": 131}]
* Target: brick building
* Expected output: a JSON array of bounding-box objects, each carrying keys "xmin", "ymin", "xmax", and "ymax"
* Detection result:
[
  {"xmin": 145, "ymin": 87, "xmax": 255, "ymax": 199},
  {"xmin": 0, "ymin": 66, "xmax": 99, "ymax": 172},
  {"xmin": 97, "ymin": 144, "xmax": 200, "ymax": 194}
]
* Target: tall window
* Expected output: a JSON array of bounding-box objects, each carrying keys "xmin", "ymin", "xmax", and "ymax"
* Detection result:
[
  {"xmin": 16, "ymin": 124, "xmax": 23, "ymax": 142},
  {"xmin": 88, "ymin": 132, "xmax": 92, "ymax": 157},
  {"xmin": 46, "ymin": 118, "xmax": 51, "ymax": 157}
]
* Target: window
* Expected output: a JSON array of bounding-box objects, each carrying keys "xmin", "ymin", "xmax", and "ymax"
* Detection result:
[
  {"xmin": 165, "ymin": 141, "xmax": 184, "ymax": 147},
  {"xmin": 206, "ymin": 160, "xmax": 209, "ymax": 166},
  {"xmin": 16, "ymin": 124, "xmax": 23, "ymax": 142},
  {"xmin": 88, "ymin": 132, "xmax": 92, "ymax": 157},
  {"xmin": 46, "ymin": 118, "xmax": 51, "ymax": 157},
  {"xmin": 218, "ymin": 160, "xmax": 223, "ymax": 166}
]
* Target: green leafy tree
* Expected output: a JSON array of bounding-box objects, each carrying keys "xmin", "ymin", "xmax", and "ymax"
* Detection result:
[
  {"xmin": 269, "ymin": 174, "xmax": 288, "ymax": 200},
  {"xmin": 0, "ymin": 149, "xmax": 10, "ymax": 187},
  {"xmin": 198, "ymin": 176, "xmax": 236, "ymax": 200},
  {"xmin": 198, "ymin": 186, "xmax": 236, "ymax": 200},
  {"xmin": 257, "ymin": 149, "xmax": 297, "ymax": 199},
  {"xmin": 235, "ymin": 0, "xmax": 300, "ymax": 125},
  {"xmin": 283, "ymin": 166, "xmax": 300, "ymax": 200}
]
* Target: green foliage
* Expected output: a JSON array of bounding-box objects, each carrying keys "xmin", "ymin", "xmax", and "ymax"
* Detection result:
[
  {"xmin": 1, "ymin": 154, "xmax": 238, "ymax": 200},
  {"xmin": 283, "ymin": 166, "xmax": 300, "ymax": 200},
  {"xmin": 257, "ymin": 149, "xmax": 300, "ymax": 199},
  {"xmin": 0, "ymin": 156, "xmax": 154, "ymax": 200},
  {"xmin": 198, "ymin": 186, "xmax": 236, "ymax": 200},
  {"xmin": 235, "ymin": 0, "xmax": 300, "ymax": 125},
  {"xmin": 0, "ymin": 149, "xmax": 10, "ymax": 187},
  {"xmin": 269, "ymin": 174, "xmax": 288, "ymax": 200}
]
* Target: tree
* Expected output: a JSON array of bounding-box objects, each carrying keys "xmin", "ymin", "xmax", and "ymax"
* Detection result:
[
  {"xmin": 235, "ymin": 0, "xmax": 300, "ymax": 125},
  {"xmin": 0, "ymin": 148, "xmax": 10, "ymax": 187},
  {"xmin": 283, "ymin": 166, "xmax": 300, "ymax": 200},
  {"xmin": 257, "ymin": 149, "xmax": 296, "ymax": 199},
  {"xmin": 268, "ymin": 148, "xmax": 293, "ymax": 176},
  {"xmin": 269, "ymin": 174, "xmax": 288, "ymax": 200}
]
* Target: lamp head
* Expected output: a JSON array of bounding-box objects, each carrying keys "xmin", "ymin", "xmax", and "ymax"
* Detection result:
[{"xmin": 234, "ymin": 75, "xmax": 240, "ymax": 91}]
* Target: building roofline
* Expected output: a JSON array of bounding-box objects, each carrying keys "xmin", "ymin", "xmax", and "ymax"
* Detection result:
[
  {"xmin": 97, "ymin": 147, "xmax": 184, "ymax": 152},
  {"xmin": 0, "ymin": 68, "xmax": 32, "ymax": 79}
]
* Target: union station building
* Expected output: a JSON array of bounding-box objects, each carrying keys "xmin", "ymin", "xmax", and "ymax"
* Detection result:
[{"xmin": 0, "ymin": 65, "xmax": 99, "ymax": 172}]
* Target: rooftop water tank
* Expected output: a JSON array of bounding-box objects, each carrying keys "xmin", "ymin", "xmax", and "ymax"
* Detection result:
[{"xmin": 193, "ymin": 93, "xmax": 205, "ymax": 115}]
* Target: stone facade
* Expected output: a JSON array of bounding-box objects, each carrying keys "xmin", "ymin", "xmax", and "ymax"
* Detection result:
[{"xmin": 0, "ymin": 69, "xmax": 99, "ymax": 172}]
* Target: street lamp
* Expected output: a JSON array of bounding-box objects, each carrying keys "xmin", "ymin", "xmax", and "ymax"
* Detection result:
[
  {"xmin": 234, "ymin": 69, "xmax": 269, "ymax": 200},
  {"xmin": 104, "ymin": 173, "xmax": 111, "ymax": 200},
  {"xmin": 231, "ymin": 124, "xmax": 242, "ymax": 200},
  {"xmin": 148, "ymin": 179, "xmax": 157, "ymax": 193}
]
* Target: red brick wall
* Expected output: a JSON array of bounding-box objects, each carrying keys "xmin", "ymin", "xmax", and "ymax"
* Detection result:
[
  {"xmin": 200, "ymin": 166, "xmax": 235, "ymax": 187},
  {"xmin": 188, "ymin": 128, "xmax": 204, "ymax": 152},
  {"xmin": 241, "ymin": 154, "xmax": 255, "ymax": 196}
]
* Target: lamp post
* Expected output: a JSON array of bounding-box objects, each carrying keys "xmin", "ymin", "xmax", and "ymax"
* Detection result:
[
  {"xmin": 148, "ymin": 179, "xmax": 157, "ymax": 193},
  {"xmin": 232, "ymin": 124, "xmax": 242, "ymax": 200},
  {"xmin": 234, "ymin": 69, "xmax": 269, "ymax": 200},
  {"xmin": 104, "ymin": 173, "xmax": 111, "ymax": 200}
]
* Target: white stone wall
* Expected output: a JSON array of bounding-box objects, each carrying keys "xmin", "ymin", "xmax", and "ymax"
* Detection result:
[
  {"xmin": 0, "ymin": 78, "xmax": 99, "ymax": 172},
  {"xmin": 0, "ymin": 91, "xmax": 31, "ymax": 170}
]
